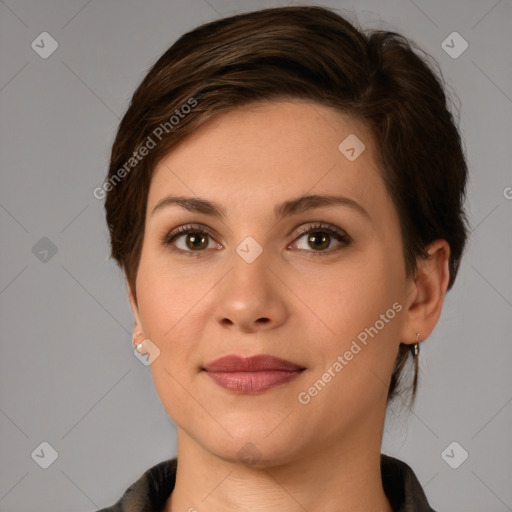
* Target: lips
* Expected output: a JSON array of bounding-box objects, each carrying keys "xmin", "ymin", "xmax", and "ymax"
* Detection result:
[
  {"xmin": 202, "ymin": 354, "xmax": 305, "ymax": 393},
  {"xmin": 203, "ymin": 354, "xmax": 303, "ymax": 372}
]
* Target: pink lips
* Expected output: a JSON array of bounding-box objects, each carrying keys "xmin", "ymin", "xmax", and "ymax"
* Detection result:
[{"xmin": 202, "ymin": 354, "xmax": 305, "ymax": 393}]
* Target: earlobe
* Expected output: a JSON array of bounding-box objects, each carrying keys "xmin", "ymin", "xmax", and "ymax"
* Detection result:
[{"xmin": 400, "ymin": 240, "xmax": 451, "ymax": 345}]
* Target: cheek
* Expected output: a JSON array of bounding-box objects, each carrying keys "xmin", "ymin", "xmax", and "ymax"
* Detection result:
[
  {"xmin": 304, "ymin": 247, "xmax": 403, "ymax": 386},
  {"xmin": 136, "ymin": 257, "xmax": 205, "ymax": 424},
  {"xmin": 296, "ymin": 270, "xmax": 402, "ymax": 425},
  {"xmin": 307, "ymin": 250, "xmax": 399, "ymax": 334},
  {"xmin": 136, "ymin": 243, "xmax": 204, "ymax": 339}
]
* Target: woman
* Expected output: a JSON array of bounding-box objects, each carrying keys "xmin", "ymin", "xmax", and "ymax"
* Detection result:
[{"xmin": 98, "ymin": 5, "xmax": 468, "ymax": 511}]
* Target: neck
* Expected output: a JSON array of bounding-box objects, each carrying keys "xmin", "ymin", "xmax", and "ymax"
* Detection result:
[{"xmin": 164, "ymin": 429, "xmax": 393, "ymax": 512}]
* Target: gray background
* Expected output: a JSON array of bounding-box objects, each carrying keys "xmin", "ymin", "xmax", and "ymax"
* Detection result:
[{"xmin": 0, "ymin": 0, "xmax": 511, "ymax": 510}]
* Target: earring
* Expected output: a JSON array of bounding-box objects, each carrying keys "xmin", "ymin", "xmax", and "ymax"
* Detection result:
[
  {"xmin": 411, "ymin": 332, "xmax": 420, "ymax": 357},
  {"xmin": 133, "ymin": 331, "xmax": 144, "ymax": 351}
]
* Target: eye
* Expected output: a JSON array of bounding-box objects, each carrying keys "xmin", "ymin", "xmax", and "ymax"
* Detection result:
[
  {"xmin": 161, "ymin": 222, "xmax": 351, "ymax": 257},
  {"xmin": 290, "ymin": 222, "xmax": 351, "ymax": 255},
  {"xmin": 161, "ymin": 224, "xmax": 220, "ymax": 257}
]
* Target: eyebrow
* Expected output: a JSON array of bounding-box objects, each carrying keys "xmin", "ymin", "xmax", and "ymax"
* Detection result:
[{"xmin": 151, "ymin": 194, "xmax": 370, "ymax": 221}]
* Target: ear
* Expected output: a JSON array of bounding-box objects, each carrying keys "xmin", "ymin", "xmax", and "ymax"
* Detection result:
[
  {"xmin": 127, "ymin": 280, "xmax": 144, "ymax": 336},
  {"xmin": 400, "ymin": 239, "xmax": 451, "ymax": 345}
]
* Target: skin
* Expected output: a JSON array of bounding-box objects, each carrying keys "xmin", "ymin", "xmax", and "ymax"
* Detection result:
[{"xmin": 128, "ymin": 100, "xmax": 450, "ymax": 512}]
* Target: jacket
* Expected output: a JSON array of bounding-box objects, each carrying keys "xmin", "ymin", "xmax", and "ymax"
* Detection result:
[{"xmin": 96, "ymin": 454, "xmax": 437, "ymax": 511}]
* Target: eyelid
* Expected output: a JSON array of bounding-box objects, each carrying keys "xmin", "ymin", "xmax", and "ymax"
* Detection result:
[
  {"xmin": 288, "ymin": 222, "xmax": 352, "ymax": 253},
  {"xmin": 292, "ymin": 222, "xmax": 349, "ymax": 240},
  {"xmin": 161, "ymin": 223, "xmax": 220, "ymax": 251},
  {"xmin": 162, "ymin": 221, "xmax": 351, "ymax": 255}
]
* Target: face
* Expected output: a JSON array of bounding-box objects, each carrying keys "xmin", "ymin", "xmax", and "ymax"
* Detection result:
[{"xmin": 129, "ymin": 100, "xmax": 416, "ymax": 466}]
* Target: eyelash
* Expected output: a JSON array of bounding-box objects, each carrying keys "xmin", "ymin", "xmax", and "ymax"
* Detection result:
[{"xmin": 160, "ymin": 222, "xmax": 352, "ymax": 258}]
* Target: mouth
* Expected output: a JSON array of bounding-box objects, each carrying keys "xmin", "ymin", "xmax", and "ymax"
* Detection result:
[{"xmin": 202, "ymin": 354, "xmax": 306, "ymax": 394}]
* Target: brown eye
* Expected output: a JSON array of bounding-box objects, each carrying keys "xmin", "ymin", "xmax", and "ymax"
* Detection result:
[
  {"xmin": 161, "ymin": 222, "xmax": 351, "ymax": 258},
  {"xmin": 162, "ymin": 224, "xmax": 220, "ymax": 257},
  {"xmin": 182, "ymin": 232, "xmax": 209, "ymax": 251},
  {"xmin": 305, "ymin": 231, "xmax": 330, "ymax": 251},
  {"xmin": 292, "ymin": 223, "xmax": 351, "ymax": 255}
]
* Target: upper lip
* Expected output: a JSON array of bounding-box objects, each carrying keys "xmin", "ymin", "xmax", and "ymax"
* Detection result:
[{"xmin": 203, "ymin": 354, "xmax": 304, "ymax": 372}]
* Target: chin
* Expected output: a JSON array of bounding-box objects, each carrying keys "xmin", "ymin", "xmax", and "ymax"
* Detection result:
[
  {"xmin": 192, "ymin": 422, "xmax": 308, "ymax": 469},
  {"xmin": 211, "ymin": 439, "xmax": 301, "ymax": 469}
]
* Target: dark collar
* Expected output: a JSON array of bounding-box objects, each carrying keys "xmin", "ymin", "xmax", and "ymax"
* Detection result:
[{"xmin": 97, "ymin": 454, "xmax": 437, "ymax": 512}]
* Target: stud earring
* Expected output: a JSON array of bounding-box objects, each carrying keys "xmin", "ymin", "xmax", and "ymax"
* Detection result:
[{"xmin": 133, "ymin": 331, "xmax": 144, "ymax": 351}]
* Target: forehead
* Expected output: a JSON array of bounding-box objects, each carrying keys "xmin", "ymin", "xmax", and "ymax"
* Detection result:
[{"xmin": 147, "ymin": 100, "xmax": 386, "ymax": 218}]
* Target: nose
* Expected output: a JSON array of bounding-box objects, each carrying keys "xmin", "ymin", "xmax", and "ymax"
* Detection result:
[{"xmin": 212, "ymin": 247, "xmax": 288, "ymax": 334}]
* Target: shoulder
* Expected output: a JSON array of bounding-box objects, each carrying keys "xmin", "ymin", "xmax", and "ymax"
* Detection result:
[
  {"xmin": 381, "ymin": 454, "xmax": 438, "ymax": 512},
  {"xmin": 95, "ymin": 458, "xmax": 177, "ymax": 512}
]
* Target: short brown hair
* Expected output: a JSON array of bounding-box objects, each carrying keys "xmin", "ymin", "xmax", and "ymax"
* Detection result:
[{"xmin": 104, "ymin": 5, "xmax": 469, "ymax": 404}]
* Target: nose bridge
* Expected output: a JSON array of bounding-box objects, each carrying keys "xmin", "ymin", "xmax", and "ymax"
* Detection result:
[
  {"xmin": 212, "ymin": 237, "xmax": 288, "ymax": 331},
  {"xmin": 230, "ymin": 237, "xmax": 275, "ymax": 300}
]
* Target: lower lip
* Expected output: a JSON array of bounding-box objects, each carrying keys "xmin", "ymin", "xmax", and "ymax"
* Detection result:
[{"xmin": 204, "ymin": 370, "xmax": 303, "ymax": 393}]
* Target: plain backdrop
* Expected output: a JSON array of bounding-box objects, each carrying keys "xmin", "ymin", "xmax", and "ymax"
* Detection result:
[{"xmin": 1, "ymin": 0, "xmax": 511, "ymax": 511}]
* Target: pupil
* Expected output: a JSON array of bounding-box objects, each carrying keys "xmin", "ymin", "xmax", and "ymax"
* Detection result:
[
  {"xmin": 309, "ymin": 232, "xmax": 329, "ymax": 250},
  {"xmin": 187, "ymin": 234, "xmax": 207, "ymax": 250}
]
